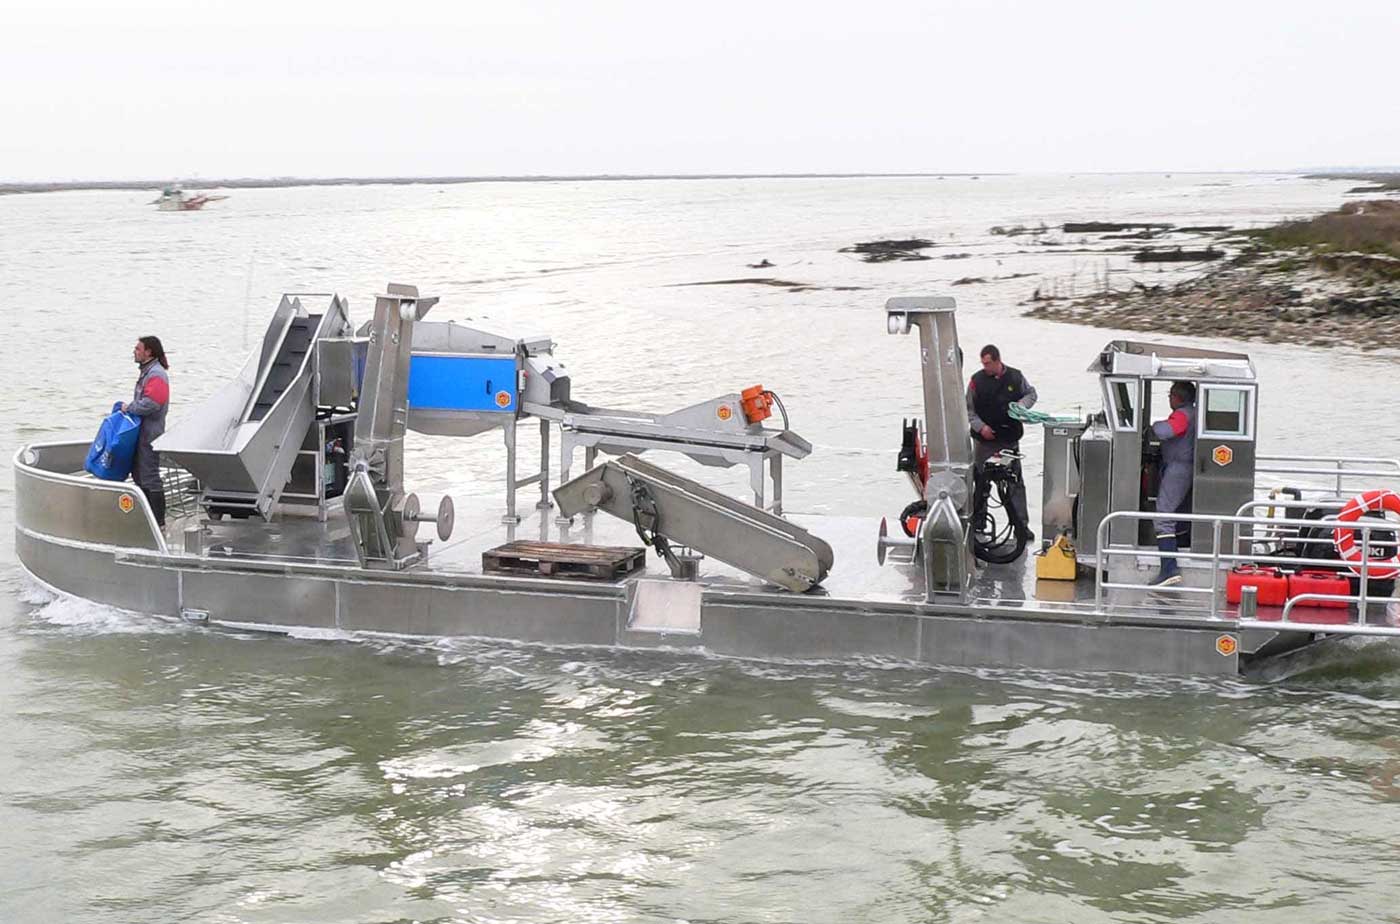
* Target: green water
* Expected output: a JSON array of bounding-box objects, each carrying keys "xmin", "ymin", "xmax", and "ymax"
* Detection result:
[{"xmin": 5, "ymin": 175, "xmax": 1400, "ymax": 921}]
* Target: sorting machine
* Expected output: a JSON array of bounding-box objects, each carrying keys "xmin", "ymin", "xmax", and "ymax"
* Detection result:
[{"xmin": 154, "ymin": 285, "xmax": 821, "ymax": 583}]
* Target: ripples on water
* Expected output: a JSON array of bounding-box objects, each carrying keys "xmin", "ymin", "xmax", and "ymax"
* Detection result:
[
  {"xmin": 4, "ymin": 176, "xmax": 1400, "ymax": 921},
  {"xmin": 5, "ymin": 581, "xmax": 1400, "ymax": 922}
]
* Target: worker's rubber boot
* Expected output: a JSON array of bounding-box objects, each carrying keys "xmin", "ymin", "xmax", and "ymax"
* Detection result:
[
  {"xmin": 1150, "ymin": 535, "xmax": 1181, "ymax": 587},
  {"xmin": 1009, "ymin": 476, "xmax": 1035, "ymax": 544}
]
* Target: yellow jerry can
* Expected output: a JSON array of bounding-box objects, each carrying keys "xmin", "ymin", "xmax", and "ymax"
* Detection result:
[{"xmin": 1035, "ymin": 532, "xmax": 1078, "ymax": 581}]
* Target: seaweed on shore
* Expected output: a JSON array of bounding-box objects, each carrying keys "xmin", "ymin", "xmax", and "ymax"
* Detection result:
[
  {"xmin": 1024, "ymin": 200, "xmax": 1400, "ymax": 351},
  {"xmin": 1247, "ymin": 200, "xmax": 1400, "ymax": 262},
  {"xmin": 839, "ymin": 239, "xmax": 936, "ymax": 262},
  {"xmin": 673, "ymin": 278, "xmax": 867, "ymax": 293},
  {"xmin": 1133, "ymin": 247, "xmax": 1224, "ymax": 263},
  {"xmin": 1063, "ymin": 221, "xmax": 1172, "ymax": 233}
]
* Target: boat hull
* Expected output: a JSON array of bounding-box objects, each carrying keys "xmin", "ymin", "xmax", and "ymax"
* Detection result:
[{"xmin": 17, "ymin": 439, "xmax": 1333, "ymax": 677}]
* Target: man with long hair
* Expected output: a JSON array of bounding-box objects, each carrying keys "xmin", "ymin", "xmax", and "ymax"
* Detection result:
[{"xmin": 120, "ymin": 336, "xmax": 171, "ymax": 527}]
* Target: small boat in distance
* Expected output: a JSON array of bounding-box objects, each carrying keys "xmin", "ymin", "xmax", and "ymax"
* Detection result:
[{"xmin": 151, "ymin": 185, "xmax": 228, "ymax": 211}]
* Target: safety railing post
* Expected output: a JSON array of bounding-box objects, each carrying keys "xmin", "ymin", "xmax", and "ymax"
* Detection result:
[
  {"xmin": 1359, "ymin": 524, "xmax": 1371, "ymax": 616},
  {"xmin": 1094, "ymin": 517, "xmax": 1107, "ymax": 614},
  {"xmin": 1210, "ymin": 519, "xmax": 1222, "ymax": 619},
  {"xmin": 1240, "ymin": 585, "xmax": 1258, "ymax": 622}
]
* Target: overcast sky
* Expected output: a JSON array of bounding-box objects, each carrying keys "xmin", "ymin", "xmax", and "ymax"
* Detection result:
[{"xmin": 4, "ymin": 0, "xmax": 1395, "ymax": 182}]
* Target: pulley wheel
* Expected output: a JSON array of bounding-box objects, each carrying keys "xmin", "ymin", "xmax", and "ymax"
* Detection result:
[
  {"xmin": 435, "ymin": 495, "xmax": 455, "ymax": 542},
  {"xmin": 583, "ymin": 482, "xmax": 612, "ymax": 508},
  {"xmin": 398, "ymin": 493, "xmax": 421, "ymax": 540}
]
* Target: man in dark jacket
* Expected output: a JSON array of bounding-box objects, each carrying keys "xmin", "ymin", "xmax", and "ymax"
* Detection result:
[
  {"xmin": 967, "ymin": 344, "xmax": 1037, "ymax": 543},
  {"xmin": 121, "ymin": 336, "xmax": 171, "ymax": 527}
]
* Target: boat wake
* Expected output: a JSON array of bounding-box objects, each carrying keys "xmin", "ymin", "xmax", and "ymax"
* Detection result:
[{"xmin": 17, "ymin": 573, "xmax": 188, "ymax": 636}]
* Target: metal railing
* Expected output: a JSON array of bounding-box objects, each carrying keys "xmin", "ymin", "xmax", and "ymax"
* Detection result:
[
  {"xmin": 1256, "ymin": 454, "xmax": 1400, "ymax": 495},
  {"xmin": 160, "ymin": 463, "xmax": 202, "ymax": 521},
  {"xmin": 1093, "ymin": 509, "xmax": 1397, "ymax": 629}
]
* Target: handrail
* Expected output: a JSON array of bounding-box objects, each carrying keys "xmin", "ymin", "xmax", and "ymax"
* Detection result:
[
  {"xmin": 1254, "ymin": 466, "xmax": 1399, "ymax": 478},
  {"xmin": 1231, "ymin": 497, "xmax": 1400, "ymax": 560},
  {"xmin": 1257, "ymin": 454, "xmax": 1400, "ymax": 468},
  {"xmin": 1255, "ymin": 454, "xmax": 1400, "ymax": 494},
  {"xmin": 1094, "ymin": 509, "xmax": 1389, "ymax": 622},
  {"xmin": 1235, "ymin": 498, "xmax": 1345, "ymax": 517},
  {"xmin": 1237, "ymin": 620, "xmax": 1400, "ymax": 637}
]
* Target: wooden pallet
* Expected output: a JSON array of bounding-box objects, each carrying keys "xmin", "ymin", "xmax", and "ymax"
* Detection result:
[{"xmin": 482, "ymin": 540, "xmax": 647, "ymax": 582}]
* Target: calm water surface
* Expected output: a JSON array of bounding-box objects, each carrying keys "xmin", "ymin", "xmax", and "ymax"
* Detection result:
[{"xmin": 4, "ymin": 175, "xmax": 1400, "ymax": 922}]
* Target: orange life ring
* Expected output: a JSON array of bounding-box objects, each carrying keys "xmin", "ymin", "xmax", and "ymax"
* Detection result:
[{"xmin": 1332, "ymin": 489, "xmax": 1400, "ymax": 580}]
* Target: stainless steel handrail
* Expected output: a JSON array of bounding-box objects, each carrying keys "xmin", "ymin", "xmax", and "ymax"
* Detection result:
[
  {"xmin": 1255, "ymin": 466, "xmax": 1399, "ymax": 477},
  {"xmin": 1230, "ymin": 498, "xmax": 1400, "ymax": 564},
  {"xmin": 1255, "ymin": 454, "xmax": 1400, "ymax": 494},
  {"xmin": 1235, "ymin": 498, "xmax": 1345, "ymax": 517},
  {"xmin": 1257, "ymin": 454, "xmax": 1400, "ymax": 467},
  {"xmin": 1094, "ymin": 510, "xmax": 1391, "ymax": 622}
]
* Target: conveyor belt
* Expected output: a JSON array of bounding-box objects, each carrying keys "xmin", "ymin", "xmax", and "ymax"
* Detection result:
[{"xmin": 554, "ymin": 453, "xmax": 833, "ymax": 592}]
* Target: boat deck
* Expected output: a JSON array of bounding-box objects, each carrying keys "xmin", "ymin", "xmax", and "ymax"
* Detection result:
[
  {"xmin": 166, "ymin": 494, "xmax": 1392, "ymax": 629},
  {"xmin": 18, "ymin": 438, "xmax": 1397, "ymax": 677}
]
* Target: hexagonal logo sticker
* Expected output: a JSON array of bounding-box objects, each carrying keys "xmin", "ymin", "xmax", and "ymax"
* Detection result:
[
  {"xmin": 1212, "ymin": 445, "xmax": 1234, "ymax": 467},
  {"xmin": 117, "ymin": 493, "xmax": 135, "ymax": 514},
  {"xmin": 1215, "ymin": 634, "xmax": 1238, "ymax": 657}
]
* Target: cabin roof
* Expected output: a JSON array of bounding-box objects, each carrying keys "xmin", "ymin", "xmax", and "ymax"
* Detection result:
[{"xmin": 1090, "ymin": 340, "xmax": 1256, "ymax": 380}]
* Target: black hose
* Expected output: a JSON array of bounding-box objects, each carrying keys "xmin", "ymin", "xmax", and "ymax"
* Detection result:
[
  {"xmin": 899, "ymin": 499, "xmax": 928, "ymax": 538},
  {"xmin": 764, "ymin": 390, "xmax": 791, "ymax": 431},
  {"xmin": 972, "ymin": 468, "xmax": 1028, "ymax": 564}
]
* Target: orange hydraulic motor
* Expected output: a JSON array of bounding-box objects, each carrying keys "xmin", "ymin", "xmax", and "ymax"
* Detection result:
[{"xmin": 740, "ymin": 385, "xmax": 773, "ymax": 424}]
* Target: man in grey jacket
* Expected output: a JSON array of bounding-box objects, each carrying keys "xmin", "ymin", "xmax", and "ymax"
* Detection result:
[
  {"xmin": 121, "ymin": 336, "xmax": 171, "ymax": 527},
  {"xmin": 1148, "ymin": 381, "xmax": 1197, "ymax": 587}
]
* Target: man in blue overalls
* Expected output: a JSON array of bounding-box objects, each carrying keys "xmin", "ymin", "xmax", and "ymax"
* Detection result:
[{"xmin": 1149, "ymin": 381, "xmax": 1197, "ymax": 587}]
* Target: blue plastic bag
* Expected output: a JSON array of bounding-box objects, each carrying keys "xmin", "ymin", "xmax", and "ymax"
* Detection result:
[{"xmin": 84, "ymin": 402, "xmax": 142, "ymax": 481}]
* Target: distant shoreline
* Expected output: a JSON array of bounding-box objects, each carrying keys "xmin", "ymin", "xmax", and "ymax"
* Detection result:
[
  {"xmin": 0, "ymin": 172, "xmax": 1005, "ymax": 197},
  {"xmin": 5, "ymin": 170, "xmax": 1396, "ymax": 198}
]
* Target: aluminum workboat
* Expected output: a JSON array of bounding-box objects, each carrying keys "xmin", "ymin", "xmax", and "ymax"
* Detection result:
[{"xmin": 16, "ymin": 286, "xmax": 1400, "ymax": 675}]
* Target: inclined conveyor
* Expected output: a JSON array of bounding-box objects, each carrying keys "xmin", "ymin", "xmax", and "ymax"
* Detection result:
[{"xmin": 156, "ymin": 293, "xmax": 353, "ymax": 519}]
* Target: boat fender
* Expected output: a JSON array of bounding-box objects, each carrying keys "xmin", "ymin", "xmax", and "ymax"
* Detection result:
[{"xmin": 1332, "ymin": 489, "xmax": 1400, "ymax": 580}]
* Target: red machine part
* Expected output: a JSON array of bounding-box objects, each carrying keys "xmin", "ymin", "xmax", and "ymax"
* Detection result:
[
  {"xmin": 1226, "ymin": 565, "xmax": 1288, "ymax": 606},
  {"xmin": 740, "ymin": 385, "xmax": 773, "ymax": 424}
]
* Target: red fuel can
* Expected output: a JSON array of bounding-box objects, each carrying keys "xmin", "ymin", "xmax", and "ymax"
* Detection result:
[
  {"xmin": 1287, "ymin": 570, "xmax": 1351, "ymax": 609},
  {"xmin": 1226, "ymin": 566, "xmax": 1289, "ymax": 606}
]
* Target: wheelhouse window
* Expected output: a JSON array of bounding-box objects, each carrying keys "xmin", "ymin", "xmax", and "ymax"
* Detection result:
[
  {"xmin": 1199, "ymin": 385, "xmax": 1252, "ymax": 439},
  {"xmin": 1106, "ymin": 379, "xmax": 1137, "ymax": 431}
]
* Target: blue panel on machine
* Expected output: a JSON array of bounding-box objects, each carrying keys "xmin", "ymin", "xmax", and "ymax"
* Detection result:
[{"xmin": 408, "ymin": 355, "xmax": 518, "ymax": 412}]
